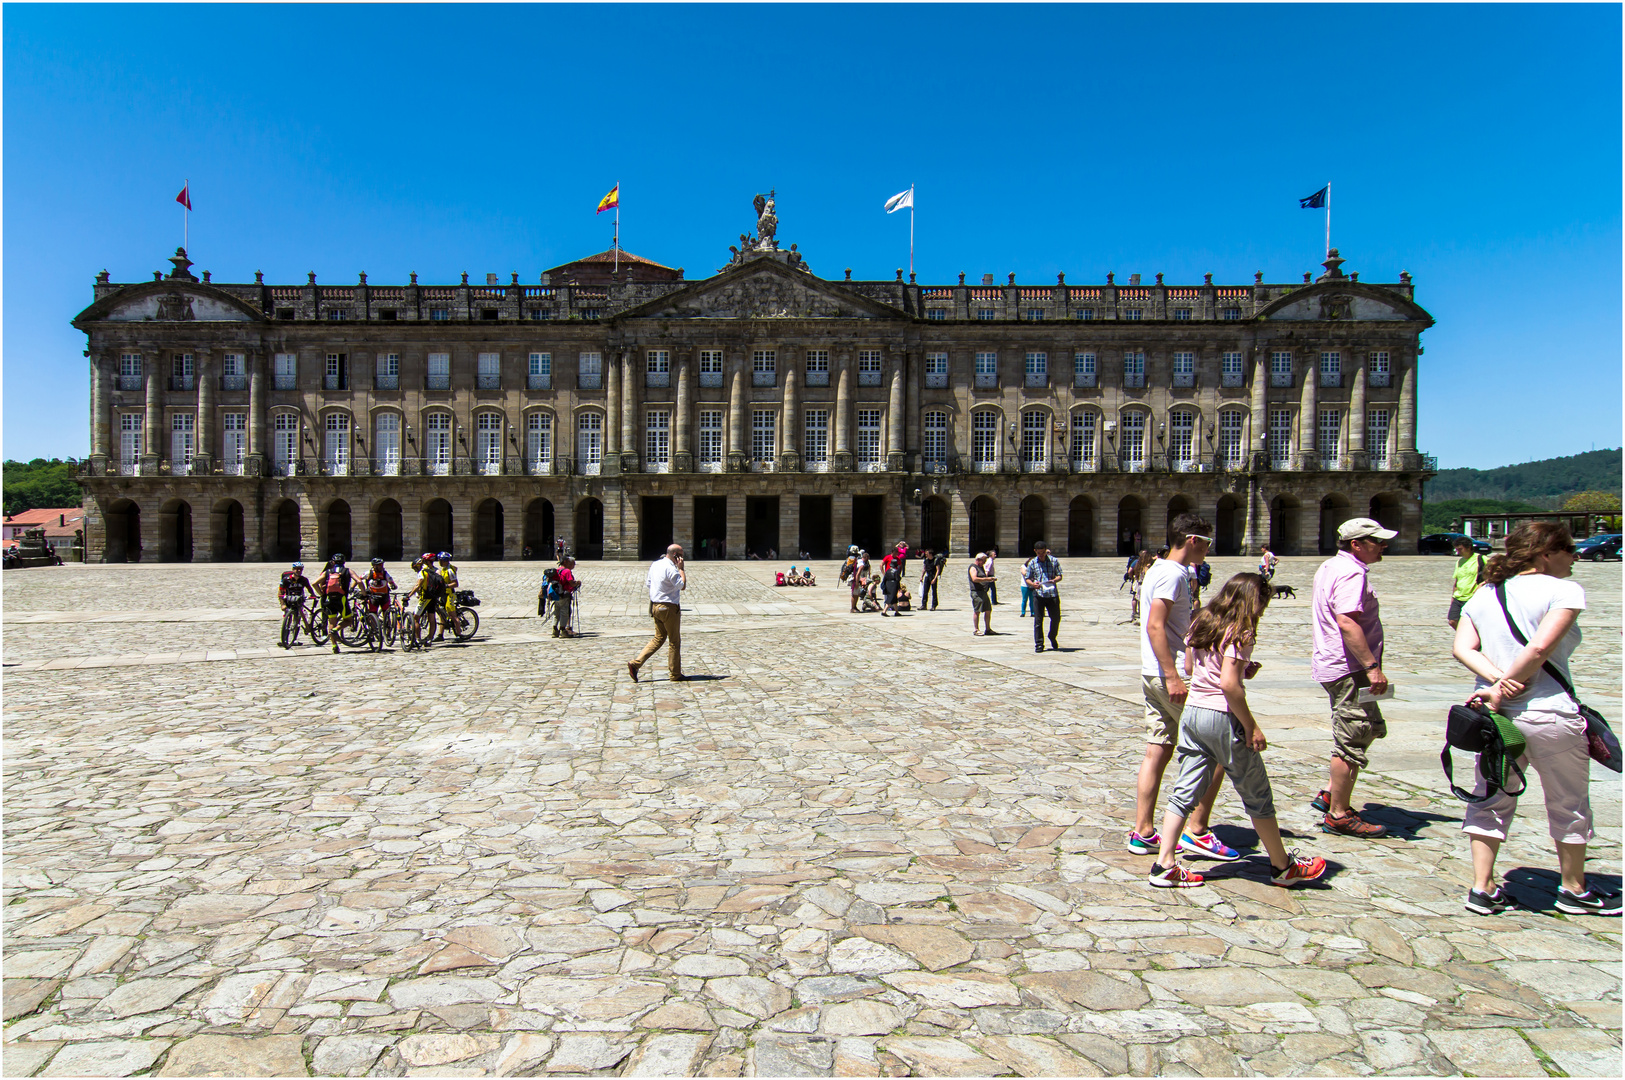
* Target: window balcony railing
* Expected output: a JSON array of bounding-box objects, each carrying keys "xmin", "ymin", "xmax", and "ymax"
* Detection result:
[
  {"xmin": 526, "ymin": 458, "xmax": 554, "ymax": 476},
  {"xmin": 170, "ymin": 375, "xmax": 195, "ymax": 391},
  {"xmin": 1121, "ymin": 457, "xmax": 1147, "ymax": 473},
  {"xmin": 975, "ymin": 459, "xmax": 999, "ymax": 474},
  {"xmin": 477, "ymin": 374, "xmax": 501, "ymax": 390},
  {"xmin": 117, "ymin": 375, "xmax": 144, "ymax": 391},
  {"xmin": 476, "ymin": 457, "xmax": 503, "ymax": 476},
  {"xmin": 646, "ymin": 372, "xmax": 670, "ymax": 388},
  {"xmin": 372, "ymin": 457, "xmax": 402, "ymax": 476},
  {"xmin": 698, "ymin": 372, "xmax": 723, "ymax": 388},
  {"xmin": 220, "ymin": 374, "xmax": 248, "ymax": 391},
  {"xmin": 528, "ymin": 373, "xmax": 551, "ymax": 390},
  {"xmin": 273, "ymin": 375, "xmax": 298, "ymax": 390},
  {"xmin": 1025, "ymin": 372, "xmax": 1048, "ymax": 388},
  {"xmin": 321, "ymin": 458, "xmax": 351, "ymax": 477},
  {"xmin": 753, "ymin": 371, "xmax": 777, "ymax": 387},
  {"xmin": 1172, "ymin": 372, "xmax": 1195, "ymax": 388},
  {"xmin": 578, "ymin": 373, "xmax": 603, "ymax": 390},
  {"xmin": 1271, "ymin": 371, "xmax": 1293, "ymax": 387},
  {"xmin": 1320, "ymin": 372, "xmax": 1342, "ymax": 388},
  {"xmin": 1369, "ymin": 370, "xmax": 1391, "ymax": 387},
  {"xmin": 324, "ymin": 375, "xmax": 348, "ymax": 391},
  {"xmin": 857, "ymin": 371, "xmax": 883, "ymax": 387},
  {"xmin": 1123, "ymin": 373, "xmax": 1146, "ymax": 389},
  {"xmin": 375, "ymin": 374, "xmax": 400, "ymax": 390},
  {"xmin": 425, "ymin": 374, "xmax": 451, "ymax": 391},
  {"xmin": 805, "ymin": 371, "xmax": 830, "ymax": 387},
  {"xmin": 1070, "ymin": 457, "xmax": 1098, "ymax": 473},
  {"xmin": 1221, "ymin": 371, "xmax": 1244, "ymax": 388},
  {"xmin": 1074, "ymin": 372, "xmax": 1097, "ymax": 389},
  {"xmin": 925, "ymin": 373, "xmax": 948, "ymax": 389},
  {"xmin": 974, "ymin": 373, "xmax": 998, "ymax": 389},
  {"xmin": 1021, "ymin": 458, "xmax": 1049, "ymax": 473}
]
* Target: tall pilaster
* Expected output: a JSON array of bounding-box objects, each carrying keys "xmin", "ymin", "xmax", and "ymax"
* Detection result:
[
  {"xmin": 833, "ymin": 353, "xmax": 853, "ymax": 471},
  {"xmin": 620, "ymin": 349, "xmax": 639, "ymax": 471},
  {"xmin": 247, "ymin": 348, "xmax": 266, "ymax": 474},
  {"xmin": 1347, "ymin": 362, "xmax": 1368, "ymax": 470},
  {"xmin": 605, "ymin": 349, "xmax": 622, "ymax": 458},
  {"xmin": 674, "ymin": 358, "xmax": 693, "ymax": 472},
  {"xmin": 195, "ymin": 349, "xmax": 216, "ymax": 473},
  {"xmin": 1297, "ymin": 359, "xmax": 1318, "ymax": 470},
  {"xmin": 727, "ymin": 353, "xmax": 747, "ymax": 471},
  {"xmin": 780, "ymin": 362, "xmax": 800, "ymax": 470},
  {"xmin": 144, "ymin": 358, "xmax": 163, "ymax": 470},
  {"xmin": 886, "ymin": 349, "xmax": 905, "ymax": 471},
  {"xmin": 1249, "ymin": 352, "xmax": 1268, "ymax": 458},
  {"xmin": 1398, "ymin": 357, "xmax": 1419, "ymax": 467},
  {"xmin": 89, "ymin": 351, "xmax": 110, "ymax": 462}
]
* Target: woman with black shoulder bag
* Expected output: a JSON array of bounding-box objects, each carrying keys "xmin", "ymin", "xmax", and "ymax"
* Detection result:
[{"xmin": 1451, "ymin": 521, "xmax": 1619, "ymax": 917}]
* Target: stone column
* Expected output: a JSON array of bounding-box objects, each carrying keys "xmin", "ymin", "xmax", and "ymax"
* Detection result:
[
  {"xmin": 248, "ymin": 349, "xmax": 266, "ymax": 472},
  {"xmin": 726, "ymin": 493, "xmax": 747, "ymax": 559},
  {"xmin": 453, "ymin": 495, "xmax": 476, "ymax": 560},
  {"xmin": 1240, "ymin": 476, "xmax": 1260, "ymax": 556},
  {"xmin": 1097, "ymin": 498, "xmax": 1120, "ymax": 559},
  {"xmin": 244, "ymin": 495, "xmax": 265, "ymax": 563},
  {"xmin": 779, "ymin": 496, "xmax": 799, "ymax": 558},
  {"xmin": 144, "ymin": 358, "xmax": 163, "ymax": 470},
  {"xmin": 621, "ymin": 349, "xmax": 639, "ymax": 472},
  {"xmin": 727, "ymin": 353, "xmax": 747, "ymax": 471},
  {"xmin": 672, "ymin": 493, "xmax": 694, "ymax": 555},
  {"xmin": 1347, "ymin": 362, "xmax": 1368, "ymax": 470},
  {"xmin": 833, "ymin": 353, "xmax": 853, "ymax": 471},
  {"xmin": 1398, "ymin": 357, "xmax": 1419, "ymax": 464},
  {"xmin": 195, "ymin": 349, "xmax": 216, "ymax": 473},
  {"xmin": 1297, "ymin": 360, "xmax": 1317, "ymax": 470},
  {"xmin": 90, "ymin": 351, "xmax": 111, "ymax": 463},
  {"xmin": 674, "ymin": 358, "xmax": 693, "ymax": 471},
  {"xmin": 401, "ymin": 496, "xmax": 423, "ymax": 560},
  {"xmin": 1249, "ymin": 353, "xmax": 1268, "ymax": 456},
  {"xmin": 780, "ymin": 363, "xmax": 800, "ymax": 470},
  {"xmin": 904, "ymin": 346, "xmax": 919, "ymax": 467},
  {"xmin": 886, "ymin": 350, "xmax": 905, "ymax": 471},
  {"xmin": 605, "ymin": 349, "xmax": 622, "ymax": 458}
]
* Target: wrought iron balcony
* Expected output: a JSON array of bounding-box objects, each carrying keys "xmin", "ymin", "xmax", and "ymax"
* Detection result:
[
  {"xmin": 323, "ymin": 375, "xmax": 348, "ymax": 391},
  {"xmin": 1172, "ymin": 372, "xmax": 1195, "ymax": 388},
  {"xmin": 273, "ymin": 375, "xmax": 297, "ymax": 390},
  {"xmin": 925, "ymin": 373, "xmax": 948, "ymax": 389},
  {"xmin": 858, "ymin": 371, "xmax": 883, "ymax": 387},
  {"xmin": 974, "ymin": 374, "xmax": 998, "ymax": 389},
  {"xmin": 528, "ymin": 373, "xmax": 551, "ymax": 390},
  {"xmin": 753, "ymin": 371, "xmax": 777, "ymax": 387},
  {"xmin": 1369, "ymin": 370, "xmax": 1391, "ymax": 387},
  {"xmin": 805, "ymin": 371, "xmax": 830, "ymax": 387},
  {"xmin": 645, "ymin": 371, "xmax": 670, "ymax": 388},
  {"xmin": 1074, "ymin": 372, "xmax": 1097, "ymax": 388},
  {"xmin": 221, "ymin": 375, "xmax": 248, "ymax": 391},
  {"xmin": 117, "ymin": 375, "xmax": 144, "ymax": 391},
  {"xmin": 375, "ymin": 374, "xmax": 400, "ymax": 391},
  {"xmin": 578, "ymin": 373, "xmax": 603, "ymax": 390},
  {"xmin": 169, "ymin": 375, "xmax": 195, "ymax": 391},
  {"xmin": 476, "ymin": 374, "xmax": 501, "ymax": 390},
  {"xmin": 1123, "ymin": 373, "xmax": 1146, "ymax": 389},
  {"xmin": 698, "ymin": 372, "xmax": 723, "ymax": 388},
  {"xmin": 1221, "ymin": 371, "xmax": 1244, "ymax": 388},
  {"xmin": 425, "ymin": 374, "xmax": 451, "ymax": 391}
]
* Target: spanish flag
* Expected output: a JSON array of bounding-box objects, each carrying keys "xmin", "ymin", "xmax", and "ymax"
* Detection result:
[{"xmin": 596, "ymin": 184, "xmax": 619, "ymax": 214}]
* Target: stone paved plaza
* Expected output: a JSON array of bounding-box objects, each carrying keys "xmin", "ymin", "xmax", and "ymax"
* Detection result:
[{"xmin": 3, "ymin": 555, "xmax": 1620, "ymax": 1077}]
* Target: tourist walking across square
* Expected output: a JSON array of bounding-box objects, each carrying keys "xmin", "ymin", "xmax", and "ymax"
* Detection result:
[
  {"xmin": 968, "ymin": 552, "xmax": 995, "ymax": 635},
  {"xmin": 1130, "ymin": 513, "xmax": 1235, "ymax": 859},
  {"xmin": 917, "ymin": 549, "xmax": 941, "ymax": 611},
  {"xmin": 1023, "ymin": 540, "xmax": 1063, "ymax": 652},
  {"xmin": 550, "ymin": 555, "xmax": 581, "ymax": 637},
  {"xmin": 1451, "ymin": 522, "xmax": 1619, "ymax": 915},
  {"xmin": 1448, "ymin": 536, "xmax": 1485, "ymax": 629},
  {"xmin": 628, "ymin": 544, "xmax": 686, "ymax": 683},
  {"xmin": 1309, "ymin": 517, "xmax": 1395, "ymax": 837},
  {"xmin": 985, "ymin": 547, "xmax": 999, "ymax": 604}
]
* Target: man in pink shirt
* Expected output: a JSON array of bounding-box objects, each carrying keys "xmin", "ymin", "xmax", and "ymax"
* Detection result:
[{"xmin": 1309, "ymin": 517, "xmax": 1397, "ymax": 838}]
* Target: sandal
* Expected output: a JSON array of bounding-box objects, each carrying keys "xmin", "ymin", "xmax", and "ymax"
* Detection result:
[{"xmin": 973, "ymin": 629, "xmax": 984, "ymax": 636}]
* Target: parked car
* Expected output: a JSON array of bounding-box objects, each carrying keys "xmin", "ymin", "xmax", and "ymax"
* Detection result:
[
  {"xmin": 1575, "ymin": 533, "xmax": 1622, "ymax": 561},
  {"xmin": 1418, "ymin": 532, "xmax": 1493, "ymax": 555}
]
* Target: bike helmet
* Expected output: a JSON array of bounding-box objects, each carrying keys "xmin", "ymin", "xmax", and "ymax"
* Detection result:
[
  {"xmin": 848, "ymin": 545, "xmax": 859, "ymax": 555},
  {"xmin": 333, "ymin": 553, "xmax": 346, "ymax": 564},
  {"xmin": 437, "ymin": 551, "xmax": 452, "ymax": 561},
  {"xmin": 371, "ymin": 557, "xmax": 384, "ymax": 566},
  {"xmin": 291, "ymin": 561, "xmax": 304, "ymax": 570}
]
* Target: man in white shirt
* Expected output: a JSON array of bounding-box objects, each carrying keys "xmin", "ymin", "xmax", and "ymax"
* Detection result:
[
  {"xmin": 629, "ymin": 544, "xmax": 687, "ymax": 682},
  {"xmin": 1129, "ymin": 513, "xmax": 1235, "ymax": 861}
]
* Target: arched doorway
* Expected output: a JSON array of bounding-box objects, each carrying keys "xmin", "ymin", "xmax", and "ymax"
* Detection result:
[
  {"xmin": 1165, "ymin": 494, "xmax": 1194, "ymax": 545},
  {"xmin": 1270, "ymin": 495, "xmax": 1301, "ymax": 555},
  {"xmin": 159, "ymin": 499, "xmax": 193, "ymax": 563},
  {"xmin": 274, "ymin": 500, "xmax": 301, "ymax": 562},
  {"xmin": 475, "ymin": 498, "xmax": 504, "ymax": 560},
  {"xmin": 1370, "ymin": 492, "xmax": 1404, "ymax": 538},
  {"xmin": 212, "ymin": 500, "xmax": 245, "ymax": 562},
  {"xmin": 919, "ymin": 496, "xmax": 950, "ymax": 555},
  {"xmin": 524, "ymin": 498, "xmax": 554, "ymax": 559},
  {"xmin": 1215, "ymin": 494, "xmax": 1241, "ymax": 556},
  {"xmin": 321, "ymin": 499, "xmax": 353, "ymax": 562},
  {"xmin": 968, "ymin": 495, "xmax": 998, "ymax": 555},
  {"xmin": 1118, "ymin": 496, "xmax": 1144, "ymax": 556},
  {"xmin": 575, "ymin": 498, "xmax": 604, "ymax": 560},
  {"xmin": 372, "ymin": 499, "xmax": 403, "ymax": 561},
  {"xmin": 104, "ymin": 499, "xmax": 140, "ymax": 563},
  {"xmin": 422, "ymin": 499, "xmax": 453, "ymax": 556},
  {"xmin": 1319, "ymin": 493, "xmax": 1353, "ymax": 554},
  {"xmin": 1067, "ymin": 496, "xmax": 1095, "ymax": 557},
  {"xmin": 1018, "ymin": 495, "xmax": 1047, "ymax": 558}
]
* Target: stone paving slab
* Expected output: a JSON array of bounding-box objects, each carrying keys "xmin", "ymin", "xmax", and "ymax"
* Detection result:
[{"xmin": 2, "ymin": 558, "xmax": 1619, "ymax": 1076}]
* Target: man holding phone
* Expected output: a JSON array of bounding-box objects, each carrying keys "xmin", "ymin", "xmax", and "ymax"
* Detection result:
[{"xmin": 629, "ymin": 543, "xmax": 687, "ymax": 683}]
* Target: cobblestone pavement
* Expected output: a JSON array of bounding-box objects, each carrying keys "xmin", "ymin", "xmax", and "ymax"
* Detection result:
[{"xmin": 3, "ymin": 557, "xmax": 1620, "ymax": 1077}]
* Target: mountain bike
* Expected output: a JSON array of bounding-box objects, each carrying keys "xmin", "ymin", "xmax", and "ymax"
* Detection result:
[{"xmin": 280, "ymin": 596, "xmax": 328, "ymax": 647}]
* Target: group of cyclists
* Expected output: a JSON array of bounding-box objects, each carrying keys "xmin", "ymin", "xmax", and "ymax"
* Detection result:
[{"xmin": 277, "ymin": 550, "xmax": 477, "ymax": 652}]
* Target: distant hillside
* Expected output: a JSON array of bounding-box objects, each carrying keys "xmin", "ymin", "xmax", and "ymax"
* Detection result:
[{"xmin": 1426, "ymin": 449, "xmax": 1621, "ymax": 508}]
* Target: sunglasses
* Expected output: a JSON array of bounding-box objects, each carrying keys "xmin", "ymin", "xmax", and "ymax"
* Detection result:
[
  {"xmin": 1557, "ymin": 544, "xmax": 1578, "ymax": 555},
  {"xmin": 1185, "ymin": 534, "xmax": 1213, "ymax": 545}
]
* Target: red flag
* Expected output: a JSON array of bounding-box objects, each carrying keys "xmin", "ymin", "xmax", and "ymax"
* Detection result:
[{"xmin": 176, "ymin": 184, "xmax": 192, "ymax": 211}]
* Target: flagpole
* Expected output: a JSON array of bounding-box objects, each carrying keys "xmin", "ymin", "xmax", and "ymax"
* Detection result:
[
  {"xmin": 184, "ymin": 178, "xmax": 189, "ymax": 253},
  {"xmin": 1325, "ymin": 181, "xmax": 1331, "ymax": 257},
  {"xmin": 909, "ymin": 185, "xmax": 915, "ymax": 278},
  {"xmin": 614, "ymin": 181, "xmax": 620, "ymax": 275}
]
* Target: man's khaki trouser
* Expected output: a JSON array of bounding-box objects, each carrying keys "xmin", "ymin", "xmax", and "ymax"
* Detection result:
[{"xmin": 633, "ymin": 602, "xmax": 682, "ymax": 676}]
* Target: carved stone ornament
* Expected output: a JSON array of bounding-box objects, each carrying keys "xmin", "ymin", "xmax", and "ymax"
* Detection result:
[
  {"xmin": 1319, "ymin": 293, "xmax": 1352, "ymax": 321},
  {"xmin": 672, "ymin": 273, "xmax": 849, "ymax": 319},
  {"xmin": 156, "ymin": 292, "xmax": 196, "ymax": 321}
]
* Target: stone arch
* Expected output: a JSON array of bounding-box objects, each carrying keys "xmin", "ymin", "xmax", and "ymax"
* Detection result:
[
  {"xmin": 371, "ymin": 499, "xmax": 403, "ymax": 561},
  {"xmin": 1018, "ymin": 494, "xmax": 1048, "ymax": 557},
  {"xmin": 919, "ymin": 495, "xmax": 950, "ymax": 555},
  {"xmin": 575, "ymin": 498, "xmax": 604, "ymax": 560},
  {"xmin": 1319, "ymin": 492, "xmax": 1354, "ymax": 554},
  {"xmin": 158, "ymin": 498, "xmax": 194, "ymax": 563},
  {"xmin": 422, "ymin": 498, "xmax": 454, "ymax": 556},
  {"xmin": 1117, "ymin": 495, "xmax": 1146, "ymax": 556},
  {"xmin": 272, "ymin": 498, "xmax": 302, "ymax": 562},
  {"xmin": 524, "ymin": 498, "xmax": 555, "ymax": 559},
  {"xmin": 1067, "ymin": 495, "xmax": 1095, "ymax": 557},
  {"xmin": 1270, "ymin": 495, "xmax": 1302, "ymax": 556},
  {"xmin": 103, "ymin": 498, "xmax": 141, "ymax": 563},
  {"xmin": 475, "ymin": 498, "xmax": 505, "ymax": 560},
  {"xmin": 211, "ymin": 498, "xmax": 245, "ymax": 562},
  {"xmin": 1215, "ymin": 494, "xmax": 1242, "ymax": 556},
  {"xmin": 1166, "ymin": 494, "xmax": 1195, "ymax": 545},
  {"xmin": 1370, "ymin": 491, "xmax": 1405, "ymax": 538},
  {"xmin": 320, "ymin": 499, "xmax": 353, "ymax": 562},
  {"xmin": 967, "ymin": 495, "xmax": 998, "ymax": 555}
]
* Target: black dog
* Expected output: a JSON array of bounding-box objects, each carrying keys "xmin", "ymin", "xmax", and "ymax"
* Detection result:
[{"xmin": 1271, "ymin": 584, "xmax": 1297, "ymax": 600}]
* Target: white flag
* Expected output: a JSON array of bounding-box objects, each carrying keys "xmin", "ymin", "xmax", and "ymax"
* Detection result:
[{"xmin": 884, "ymin": 187, "xmax": 914, "ymax": 213}]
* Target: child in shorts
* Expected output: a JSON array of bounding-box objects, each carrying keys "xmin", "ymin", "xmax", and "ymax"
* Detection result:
[{"xmin": 1149, "ymin": 572, "xmax": 1329, "ymax": 889}]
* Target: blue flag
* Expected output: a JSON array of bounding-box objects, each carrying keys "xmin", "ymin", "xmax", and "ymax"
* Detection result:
[{"xmin": 1300, "ymin": 186, "xmax": 1328, "ymax": 209}]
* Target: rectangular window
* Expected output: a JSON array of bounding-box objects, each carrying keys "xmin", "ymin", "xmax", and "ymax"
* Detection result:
[
  {"xmin": 172, "ymin": 353, "xmax": 195, "ymax": 391},
  {"xmin": 274, "ymin": 352, "xmax": 297, "ymax": 390},
  {"xmin": 578, "ymin": 351, "xmax": 602, "ymax": 390},
  {"xmin": 376, "ymin": 352, "xmax": 400, "ymax": 390},
  {"xmin": 120, "ymin": 414, "xmax": 143, "ymax": 467},
  {"xmin": 476, "ymin": 412, "xmax": 502, "ymax": 474},
  {"xmin": 804, "ymin": 408, "xmax": 829, "ymax": 467},
  {"xmin": 976, "ymin": 308, "xmax": 996, "ymax": 321},
  {"xmin": 972, "ymin": 411, "xmax": 999, "ymax": 472},
  {"xmin": 1174, "ymin": 308, "xmax": 1192, "ymax": 322},
  {"xmin": 699, "ymin": 349, "xmax": 724, "ymax": 388},
  {"xmin": 751, "ymin": 409, "xmax": 777, "ymax": 462},
  {"xmin": 526, "ymin": 413, "xmax": 552, "ymax": 474},
  {"xmin": 1024, "ymin": 351, "xmax": 1048, "ymax": 388},
  {"xmin": 1168, "ymin": 410, "xmax": 1196, "ymax": 469},
  {"xmin": 926, "ymin": 308, "xmax": 947, "ymax": 321},
  {"xmin": 857, "ymin": 349, "xmax": 883, "ymax": 387},
  {"xmin": 1270, "ymin": 351, "xmax": 1293, "ymax": 387},
  {"xmin": 324, "ymin": 352, "xmax": 348, "ymax": 391},
  {"xmin": 1172, "ymin": 351, "xmax": 1195, "ymax": 387},
  {"xmin": 856, "ymin": 409, "xmax": 882, "ymax": 470},
  {"xmin": 171, "ymin": 413, "xmax": 195, "ymax": 472},
  {"xmin": 427, "ymin": 352, "xmax": 450, "ymax": 391},
  {"xmin": 325, "ymin": 412, "xmax": 351, "ymax": 475},
  {"xmin": 646, "ymin": 349, "xmax": 670, "ymax": 388},
  {"xmin": 222, "ymin": 352, "xmax": 246, "ymax": 391},
  {"xmin": 1367, "ymin": 408, "xmax": 1392, "ymax": 466},
  {"xmin": 528, "ymin": 352, "xmax": 551, "ymax": 390},
  {"xmin": 119, "ymin": 352, "xmax": 143, "ymax": 390},
  {"xmin": 1021, "ymin": 411, "xmax": 1048, "ymax": 471},
  {"xmin": 922, "ymin": 411, "xmax": 948, "ymax": 469},
  {"xmin": 1070, "ymin": 411, "xmax": 1097, "ymax": 470},
  {"xmin": 645, "ymin": 409, "xmax": 671, "ymax": 471},
  {"xmin": 805, "ymin": 349, "xmax": 830, "ymax": 387},
  {"xmin": 375, "ymin": 412, "xmax": 401, "ymax": 475},
  {"xmin": 430, "ymin": 308, "xmax": 449, "ymax": 321},
  {"xmin": 1024, "ymin": 309, "xmax": 1045, "ymax": 321},
  {"xmin": 975, "ymin": 351, "xmax": 998, "ymax": 389},
  {"xmin": 1123, "ymin": 350, "xmax": 1146, "ymax": 388},
  {"xmin": 1076, "ymin": 308, "xmax": 1095, "ymax": 321},
  {"xmin": 753, "ymin": 349, "xmax": 777, "ymax": 387},
  {"xmin": 1120, "ymin": 412, "xmax": 1146, "ymax": 471},
  {"xmin": 697, "ymin": 409, "xmax": 723, "ymax": 469},
  {"xmin": 1219, "ymin": 410, "xmax": 1245, "ymax": 467},
  {"xmin": 1223, "ymin": 307, "xmax": 1242, "ymax": 321},
  {"xmin": 425, "ymin": 412, "xmax": 452, "ymax": 475},
  {"xmin": 1123, "ymin": 308, "xmax": 1143, "ymax": 321},
  {"xmin": 272, "ymin": 413, "xmax": 298, "ymax": 473},
  {"xmin": 925, "ymin": 351, "xmax": 948, "ymax": 389},
  {"xmin": 576, "ymin": 412, "xmax": 602, "ymax": 475},
  {"xmin": 477, "ymin": 352, "xmax": 501, "ymax": 390},
  {"xmin": 1318, "ymin": 408, "xmax": 1342, "ymax": 466},
  {"xmin": 1268, "ymin": 407, "xmax": 1293, "ymax": 465},
  {"xmin": 1368, "ymin": 351, "xmax": 1391, "ymax": 387},
  {"xmin": 221, "ymin": 413, "xmax": 246, "ymax": 475},
  {"xmin": 1074, "ymin": 352, "xmax": 1097, "ymax": 388},
  {"xmin": 1319, "ymin": 351, "xmax": 1342, "ymax": 388},
  {"xmin": 1221, "ymin": 351, "xmax": 1244, "ymax": 387}
]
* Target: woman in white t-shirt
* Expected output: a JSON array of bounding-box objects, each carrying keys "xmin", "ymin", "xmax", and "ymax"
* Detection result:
[{"xmin": 1452, "ymin": 522, "xmax": 1616, "ymax": 916}]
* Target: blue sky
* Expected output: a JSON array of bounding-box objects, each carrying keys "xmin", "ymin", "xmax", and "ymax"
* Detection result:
[{"xmin": 5, "ymin": 3, "xmax": 1620, "ymax": 469}]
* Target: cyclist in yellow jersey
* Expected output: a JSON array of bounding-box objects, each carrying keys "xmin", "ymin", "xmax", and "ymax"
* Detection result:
[
  {"xmin": 412, "ymin": 552, "xmax": 446, "ymax": 646},
  {"xmin": 435, "ymin": 552, "xmax": 458, "ymax": 641}
]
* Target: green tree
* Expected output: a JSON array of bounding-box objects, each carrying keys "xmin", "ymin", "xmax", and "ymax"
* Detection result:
[
  {"xmin": 1561, "ymin": 490, "xmax": 1622, "ymax": 513},
  {"xmin": 2, "ymin": 459, "xmax": 82, "ymax": 517}
]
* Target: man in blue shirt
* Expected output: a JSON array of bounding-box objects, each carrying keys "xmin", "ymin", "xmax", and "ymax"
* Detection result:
[{"xmin": 1023, "ymin": 540, "xmax": 1064, "ymax": 652}]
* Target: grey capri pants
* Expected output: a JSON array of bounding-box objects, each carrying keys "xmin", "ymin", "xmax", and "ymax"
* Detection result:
[{"xmin": 1165, "ymin": 705, "xmax": 1277, "ymax": 819}]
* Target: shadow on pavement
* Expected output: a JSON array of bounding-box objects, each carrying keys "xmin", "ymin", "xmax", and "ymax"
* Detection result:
[{"xmin": 1503, "ymin": 866, "xmax": 1624, "ymax": 915}]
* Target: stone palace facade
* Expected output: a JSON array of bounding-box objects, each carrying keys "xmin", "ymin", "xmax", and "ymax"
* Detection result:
[{"xmin": 73, "ymin": 201, "xmax": 1434, "ymax": 564}]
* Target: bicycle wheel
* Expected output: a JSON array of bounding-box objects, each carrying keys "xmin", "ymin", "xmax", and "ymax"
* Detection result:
[
  {"xmin": 382, "ymin": 606, "xmax": 397, "ymax": 648},
  {"xmin": 452, "ymin": 607, "xmax": 479, "ymax": 642},
  {"xmin": 338, "ymin": 612, "xmax": 368, "ymax": 649},
  {"xmin": 308, "ymin": 609, "xmax": 329, "ymax": 646},
  {"xmin": 281, "ymin": 607, "xmax": 298, "ymax": 649}
]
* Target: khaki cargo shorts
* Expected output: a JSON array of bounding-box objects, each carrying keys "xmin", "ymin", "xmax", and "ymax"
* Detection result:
[
  {"xmin": 1142, "ymin": 675, "xmax": 1181, "ymax": 746},
  {"xmin": 1324, "ymin": 670, "xmax": 1387, "ymax": 768}
]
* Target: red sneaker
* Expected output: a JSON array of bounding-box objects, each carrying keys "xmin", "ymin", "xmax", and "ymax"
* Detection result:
[
  {"xmin": 1271, "ymin": 851, "xmax": 1328, "ymax": 887},
  {"xmin": 1149, "ymin": 862, "xmax": 1205, "ymax": 888}
]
